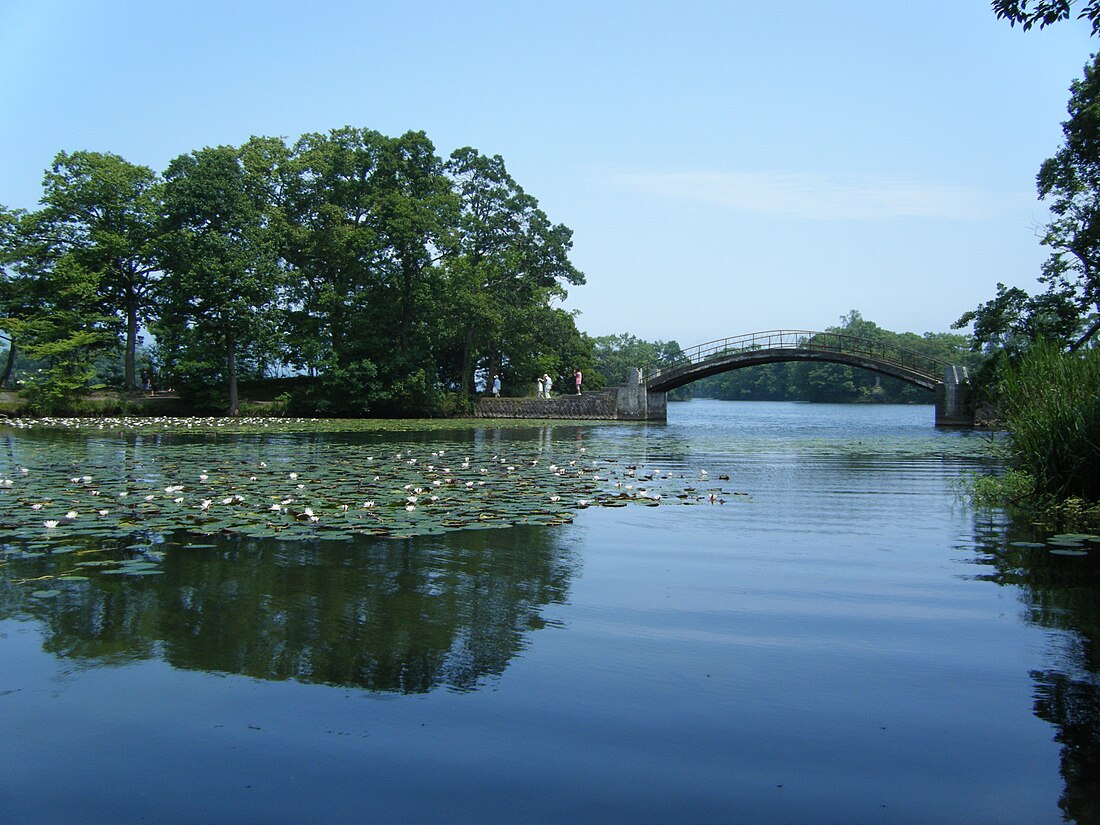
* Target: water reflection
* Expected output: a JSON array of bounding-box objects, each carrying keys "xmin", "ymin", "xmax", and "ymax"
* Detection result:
[
  {"xmin": 0, "ymin": 527, "xmax": 579, "ymax": 693},
  {"xmin": 969, "ymin": 517, "xmax": 1100, "ymax": 824}
]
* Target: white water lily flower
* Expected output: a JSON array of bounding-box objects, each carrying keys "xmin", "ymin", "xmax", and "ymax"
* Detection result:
[
  {"xmin": 199, "ymin": 499, "xmax": 212, "ymax": 510},
  {"xmin": 173, "ymin": 497, "xmax": 184, "ymax": 504},
  {"xmin": 98, "ymin": 509, "xmax": 110, "ymax": 516},
  {"xmin": 289, "ymin": 472, "xmax": 298, "ymax": 480},
  {"xmin": 199, "ymin": 474, "xmax": 209, "ymax": 482},
  {"xmin": 303, "ymin": 507, "xmax": 314, "ymax": 517},
  {"xmin": 270, "ymin": 503, "xmax": 282, "ymax": 511},
  {"xmin": 405, "ymin": 504, "xmax": 416, "ymax": 511},
  {"xmin": 66, "ymin": 510, "xmax": 78, "ymax": 519},
  {"xmin": 549, "ymin": 495, "xmax": 560, "ymax": 502},
  {"xmin": 145, "ymin": 495, "xmax": 155, "ymax": 501},
  {"xmin": 31, "ymin": 503, "xmax": 43, "ymax": 510},
  {"xmin": 362, "ymin": 501, "xmax": 375, "ymax": 508},
  {"xmin": 43, "ymin": 520, "xmax": 59, "ymax": 529}
]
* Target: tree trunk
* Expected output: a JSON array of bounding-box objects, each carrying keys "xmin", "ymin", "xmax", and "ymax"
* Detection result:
[
  {"xmin": 125, "ymin": 301, "xmax": 138, "ymax": 389},
  {"xmin": 227, "ymin": 335, "xmax": 239, "ymax": 416},
  {"xmin": 0, "ymin": 342, "xmax": 15, "ymax": 387},
  {"xmin": 461, "ymin": 326, "xmax": 475, "ymax": 396}
]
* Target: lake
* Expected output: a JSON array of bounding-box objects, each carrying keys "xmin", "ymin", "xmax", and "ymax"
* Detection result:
[{"xmin": 1, "ymin": 400, "xmax": 1097, "ymax": 824}]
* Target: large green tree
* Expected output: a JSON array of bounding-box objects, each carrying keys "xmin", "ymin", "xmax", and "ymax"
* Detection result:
[
  {"xmin": 157, "ymin": 145, "xmax": 282, "ymax": 414},
  {"xmin": 0, "ymin": 208, "xmax": 118, "ymax": 410},
  {"xmin": 443, "ymin": 147, "xmax": 586, "ymax": 394},
  {"xmin": 957, "ymin": 53, "xmax": 1100, "ymax": 352},
  {"xmin": 35, "ymin": 151, "xmax": 160, "ymax": 389}
]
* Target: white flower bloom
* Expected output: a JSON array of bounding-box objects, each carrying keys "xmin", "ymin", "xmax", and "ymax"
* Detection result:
[{"xmin": 43, "ymin": 520, "xmax": 59, "ymax": 529}]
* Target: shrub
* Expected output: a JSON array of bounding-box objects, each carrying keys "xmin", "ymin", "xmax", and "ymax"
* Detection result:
[{"xmin": 998, "ymin": 341, "xmax": 1100, "ymax": 501}]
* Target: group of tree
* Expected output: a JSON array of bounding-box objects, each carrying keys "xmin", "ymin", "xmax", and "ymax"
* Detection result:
[
  {"xmin": 0, "ymin": 128, "xmax": 593, "ymax": 415},
  {"xmin": 956, "ymin": 4, "xmax": 1100, "ymax": 512},
  {"xmin": 691, "ymin": 311, "xmax": 977, "ymax": 404}
]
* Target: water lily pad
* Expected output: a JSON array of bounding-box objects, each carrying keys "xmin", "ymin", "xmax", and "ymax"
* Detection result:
[
  {"xmin": 1049, "ymin": 548, "xmax": 1089, "ymax": 556},
  {"xmin": 30, "ymin": 589, "xmax": 61, "ymax": 598}
]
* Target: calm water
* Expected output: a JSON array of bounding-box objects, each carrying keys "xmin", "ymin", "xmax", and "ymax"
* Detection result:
[{"xmin": 2, "ymin": 400, "xmax": 1097, "ymax": 824}]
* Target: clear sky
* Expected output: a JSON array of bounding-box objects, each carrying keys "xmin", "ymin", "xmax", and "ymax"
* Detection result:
[{"xmin": 1, "ymin": 1, "xmax": 1094, "ymax": 347}]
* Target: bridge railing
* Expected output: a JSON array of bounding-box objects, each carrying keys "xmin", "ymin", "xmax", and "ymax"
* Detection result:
[{"xmin": 650, "ymin": 329, "xmax": 946, "ymax": 384}]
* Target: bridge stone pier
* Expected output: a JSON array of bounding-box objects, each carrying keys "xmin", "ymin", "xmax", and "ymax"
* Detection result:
[{"xmin": 934, "ymin": 365, "xmax": 973, "ymax": 427}]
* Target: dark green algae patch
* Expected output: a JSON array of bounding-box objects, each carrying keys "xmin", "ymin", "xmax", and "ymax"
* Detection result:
[{"xmin": 1, "ymin": 415, "xmax": 748, "ymax": 582}]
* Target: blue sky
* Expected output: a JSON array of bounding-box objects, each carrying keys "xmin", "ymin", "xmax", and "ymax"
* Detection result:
[{"xmin": 1, "ymin": 1, "xmax": 1094, "ymax": 347}]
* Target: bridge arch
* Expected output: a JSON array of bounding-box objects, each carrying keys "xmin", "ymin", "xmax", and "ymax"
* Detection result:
[{"xmin": 646, "ymin": 330, "xmax": 946, "ymax": 393}]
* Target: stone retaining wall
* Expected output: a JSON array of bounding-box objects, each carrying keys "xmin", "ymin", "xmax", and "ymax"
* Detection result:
[{"xmin": 475, "ymin": 390, "xmax": 619, "ymax": 420}]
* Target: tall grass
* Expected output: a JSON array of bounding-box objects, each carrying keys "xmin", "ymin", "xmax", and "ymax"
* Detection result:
[{"xmin": 998, "ymin": 341, "xmax": 1100, "ymax": 501}]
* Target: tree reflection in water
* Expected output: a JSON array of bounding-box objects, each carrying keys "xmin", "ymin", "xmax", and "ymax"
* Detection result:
[
  {"xmin": 969, "ymin": 517, "xmax": 1100, "ymax": 825},
  {"xmin": 0, "ymin": 526, "xmax": 579, "ymax": 694}
]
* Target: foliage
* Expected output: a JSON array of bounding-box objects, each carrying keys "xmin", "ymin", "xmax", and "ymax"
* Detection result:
[
  {"xmin": 957, "ymin": 53, "xmax": 1100, "ymax": 354},
  {"xmin": 3, "ymin": 127, "xmax": 590, "ymax": 416},
  {"xmin": 992, "ymin": 0, "xmax": 1100, "ymax": 35},
  {"xmin": 996, "ymin": 339, "xmax": 1100, "ymax": 501},
  {"xmin": 0, "ymin": 211, "xmax": 118, "ymax": 412},
  {"xmin": 156, "ymin": 145, "xmax": 286, "ymax": 415},
  {"xmin": 591, "ymin": 333, "xmax": 683, "ymax": 386},
  {"xmin": 36, "ymin": 151, "xmax": 160, "ymax": 389}
]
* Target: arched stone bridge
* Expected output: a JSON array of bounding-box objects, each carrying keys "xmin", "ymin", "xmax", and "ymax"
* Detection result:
[
  {"xmin": 636, "ymin": 330, "xmax": 972, "ymax": 425},
  {"xmin": 647, "ymin": 329, "xmax": 944, "ymax": 392},
  {"xmin": 475, "ymin": 329, "xmax": 973, "ymax": 425}
]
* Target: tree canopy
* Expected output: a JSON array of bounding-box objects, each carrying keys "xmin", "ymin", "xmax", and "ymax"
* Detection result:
[
  {"xmin": 992, "ymin": 0, "xmax": 1100, "ymax": 35},
  {"xmin": 957, "ymin": 52, "xmax": 1100, "ymax": 353},
  {"xmin": 0, "ymin": 128, "xmax": 590, "ymax": 415}
]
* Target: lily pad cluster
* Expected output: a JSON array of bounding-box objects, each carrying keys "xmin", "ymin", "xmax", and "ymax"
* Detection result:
[
  {"xmin": 1010, "ymin": 533, "xmax": 1098, "ymax": 557},
  {"xmin": 1, "ymin": 421, "xmax": 750, "ymax": 567}
]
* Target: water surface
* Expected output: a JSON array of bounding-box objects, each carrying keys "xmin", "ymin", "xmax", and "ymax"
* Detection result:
[{"xmin": 2, "ymin": 401, "xmax": 1096, "ymax": 824}]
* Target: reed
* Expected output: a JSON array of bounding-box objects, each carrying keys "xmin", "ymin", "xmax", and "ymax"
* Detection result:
[{"xmin": 998, "ymin": 341, "xmax": 1100, "ymax": 501}]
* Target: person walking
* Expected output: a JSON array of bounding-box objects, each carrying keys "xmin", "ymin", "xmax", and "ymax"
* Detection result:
[
  {"xmin": 536, "ymin": 375, "xmax": 544, "ymax": 398},
  {"xmin": 573, "ymin": 369, "xmax": 582, "ymax": 395},
  {"xmin": 492, "ymin": 374, "xmax": 501, "ymax": 397},
  {"xmin": 542, "ymin": 373, "xmax": 552, "ymax": 398}
]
